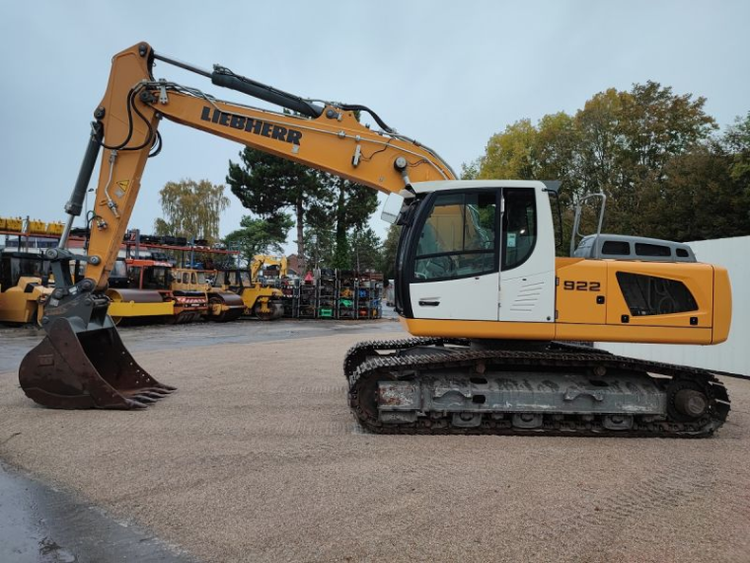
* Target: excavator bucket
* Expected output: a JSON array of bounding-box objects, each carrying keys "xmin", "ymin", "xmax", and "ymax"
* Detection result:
[{"xmin": 19, "ymin": 317, "xmax": 175, "ymax": 409}]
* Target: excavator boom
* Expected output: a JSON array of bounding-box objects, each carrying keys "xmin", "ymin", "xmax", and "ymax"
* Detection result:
[
  {"xmin": 78, "ymin": 42, "xmax": 454, "ymax": 290},
  {"xmin": 18, "ymin": 42, "xmax": 453, "ymax": 409}
]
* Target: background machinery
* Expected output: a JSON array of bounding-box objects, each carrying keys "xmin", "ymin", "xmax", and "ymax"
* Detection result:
[
  {"xmin": 166, "ymin": 266, "xmax": 209, "ymax": 323},
  {"xmin": 106, "ymin": 258, "xmax": 208, "ymax": 324},
  {"xmin": 106, "ymin": 257, "xmax": 174, "ymax": 324},
  {"xmin": 246, "ymin": 254, "xmax": 289, "ymax": 319},
  {"xmin": 18, "ymin": 42, "xmax": 732, "ymax": 436},
  {"xmin": 202, "ymin": 268, "xmax": 246, "ymax": 323},
  {"xmin": 251, "ymin": 254, "xmax": 289, "ymax": 283},
  {"xmin": 211, "ymin": 266, "xmax": 284, "ymax": 320},
  {"xmin": 0, "ymin": 251, "xmax": 54, "ymax": 326}
]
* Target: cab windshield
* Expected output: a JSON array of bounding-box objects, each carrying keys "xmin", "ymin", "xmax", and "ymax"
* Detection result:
[
  {"xmin": 142, "ymin": 266, "xmax": 169, "ymax": 289},
  {"xmin": 0, "ymin": 254, "xmax": 50, "ymax": 290},
  {"xmin": 413, "ymin": 191, "xmax": 497, "ymax": 281}
]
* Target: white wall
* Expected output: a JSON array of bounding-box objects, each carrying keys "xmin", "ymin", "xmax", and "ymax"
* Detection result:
[{"xmin": 597, "ymin": 236, "xmax": 750, "ymax": 376}]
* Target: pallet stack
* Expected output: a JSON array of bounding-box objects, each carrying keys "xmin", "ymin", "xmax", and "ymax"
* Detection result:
[{"xmin": 280, "ymin": 269, "xmax": 382, "ymax": 320}]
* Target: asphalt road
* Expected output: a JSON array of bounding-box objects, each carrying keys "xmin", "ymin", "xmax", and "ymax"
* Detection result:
[
  {"xmin": 0, "ymin": 461, "xmax": 197, "ymax": 563},
  {"xmin": 1, "ymin": 316, "xmax": 749, "ymax": 562}
]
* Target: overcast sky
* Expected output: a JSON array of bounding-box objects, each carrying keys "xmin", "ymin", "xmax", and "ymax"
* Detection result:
[{"xmin": 1, "ymin": 1, "xmax": 748, "ymax": 249}]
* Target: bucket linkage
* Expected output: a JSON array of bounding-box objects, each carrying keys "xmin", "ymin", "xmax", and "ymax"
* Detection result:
[{"xmin": 18, "ymin": 120, "xmax": 175, "ymax": 410}]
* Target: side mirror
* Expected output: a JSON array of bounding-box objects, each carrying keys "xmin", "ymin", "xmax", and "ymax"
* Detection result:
[{"xmin": 381, "ymin": 193, "xmax": 405, "ymax": 224}]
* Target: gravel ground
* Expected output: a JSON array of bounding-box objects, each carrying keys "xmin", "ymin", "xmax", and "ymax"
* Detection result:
[{"xmin": 1, "ymin": 324, "xmax": 749, "ymax": 563}]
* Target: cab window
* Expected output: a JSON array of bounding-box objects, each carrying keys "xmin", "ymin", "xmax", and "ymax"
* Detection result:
[
  {"xmin": 502, "ymin": 188, "xmax": 537, "ymax": 271},
  {"xmin": 413, "ymin": 191, "xmax": 497, "ymax": 281}
]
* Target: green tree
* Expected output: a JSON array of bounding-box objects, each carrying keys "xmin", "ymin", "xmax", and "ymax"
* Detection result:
[
  {"xmin": 460, "ymin": 159, "xmax": 481, "ymax": 180},
  {"xmin": 535, "ymin": 112, "xmax": 579, "ymax": 193},
  {"xmin": 350, "ymin": 227, "xmax": 383, "ymax": 272},
  {"xmin": 302, "ymin": 224, "xmax": 383, "ymax": 273},
  {"xmin": 379, "ymin": 223, "xmax": 401, "ymax": 280},
  {"xmin": 302, "ymin": 225, "xmax": 335, "ymax": 271},
  {"xmin": 638, "ymin": 115, "xmax": 750, "ymax": 242},
  {"xmin": 475, "ymin": 82, "xmax": 722, "ymax": 241},
  {"xmin": 585, "ymin": 82, "xmax": 716, "ymax": 234},
  {"xmin": 478, "ymin": 118, "xmax": 538, "ymax": 180},
  {"xmin": 318, "ymin": 177, "xmax": 378, "ymax": 269},
  {"xmin": 223, "ymin": 214, "xmax": 293, "ymax": 266},
  {"xmin": 154, "ymin": 179, "xmax": 230, "ymax": 244},
  {"xmin": 725, "ymin": 111, "xmax": 750, "ymax": 183},
  {"xmin": 228, "ymin": 151, "xmax": 378, "ymax": 272},
  {"xmin": 571, "ymin": 88, "xmax": 624, "ymax": 198},
  {"xmin": 640, "ymin": 148, "xmax": 745, "ymax": 241},
  {"xmin": 226, "ymin": 149, "xmax": 333, "ymax": 274}
]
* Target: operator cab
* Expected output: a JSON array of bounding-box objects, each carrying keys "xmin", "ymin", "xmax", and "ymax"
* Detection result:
[
  {"xmin": 107, "ymin": 259, "xmax": 130, "ymax": 289},
  {"xmin": 213, "ymin": 269, "xmax": 252, "ymax": 292},
  {"xmin": 391, "ymin": 180, "xmax": 555, "ymax": 324},
  {"xmin": 0, "ymin": 251, "xmax": 52, "ymax": 292}
]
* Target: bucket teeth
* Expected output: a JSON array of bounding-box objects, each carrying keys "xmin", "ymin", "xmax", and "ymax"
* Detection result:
[
  {"xmin": 139, "ymin": 390, "xmax": 170, "ymax": 399},
  {"xmin": 127, "ymin": 393, "xmax": 158, "ymax": 404},
  {"xmin": 125, "ymin": 399, "xmax": 150, "ymax": 409},
  {"xmin": 18, "ymin": 317, "xmax": 175, "ymax": 410},
  {"xmin": 144, "ymin": 383, "xmax": 176, "ymax": 392}
]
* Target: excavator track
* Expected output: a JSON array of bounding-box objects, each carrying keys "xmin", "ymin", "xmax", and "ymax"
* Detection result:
[
  {"xmin": 343, "ymin": 337, "xmax": 469, "ymax": 378},
  {"xmin": 346, "ymin": 338, "xmax": 730, "ymax": 437}
]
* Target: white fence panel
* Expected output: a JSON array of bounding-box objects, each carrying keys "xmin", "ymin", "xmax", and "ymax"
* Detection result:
[{"xmin": 597, "ymin": 236, "xmax": 750, "ymax": 376}]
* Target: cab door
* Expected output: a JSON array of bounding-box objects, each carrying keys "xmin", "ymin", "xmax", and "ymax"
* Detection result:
[
  {"xmin": 408, "ymin": 189, "xmax": 500, "ymax": 321},
  {"xmin": 497, "ymin": 187, "xmax": 556, "ymax": 323}
]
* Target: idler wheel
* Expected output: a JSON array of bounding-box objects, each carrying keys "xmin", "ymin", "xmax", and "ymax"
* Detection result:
[
  {"xmin": 674, "ymin": 389, "xmax": 708, "ymax": 418},
  {"xmin": 668, "ymin": 380, "xmax": 710, "ymax": 421}
]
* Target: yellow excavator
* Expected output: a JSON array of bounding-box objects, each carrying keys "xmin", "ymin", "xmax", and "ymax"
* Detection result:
[
  {"xmin": 251, "ymin": 254, "xmax": 288, "ymax": 283},
  {"xmin": 247, "ymin": 254, "xmax": 288, "ymax": 319},
  {"xmin": 19, "ymin": 42, "xmax": 732, "ymax": 436}
]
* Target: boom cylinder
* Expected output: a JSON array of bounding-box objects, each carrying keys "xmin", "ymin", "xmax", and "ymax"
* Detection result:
[
  {"xmin": 65, "ymin": 122, "xmax": 104, "ymax": 218},
  {"xmin": 58, "ymin": 123, "xmax": 103, "ymax": 247},
  {"xmin": 211, "ymin": 68, "xmax": 323, "ymax": 118}
]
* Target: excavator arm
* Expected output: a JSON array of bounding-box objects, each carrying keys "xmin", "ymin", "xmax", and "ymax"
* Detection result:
[
  {"xmin": 249, "ymin": 256, "xmax": 265, "ymax": 283},
  {"xmin": 251, "ymin": 255, "xmax": 288, "ymax": 282},
  {"xmin": 81, "ymin": 42, "xmax": 454, "ymax": 290},
  {"xmin": 19, "ymin": 41, "xmax": 454, "ymax": 409}
]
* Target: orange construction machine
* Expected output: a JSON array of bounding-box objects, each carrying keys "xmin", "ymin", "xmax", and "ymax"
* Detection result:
[
  {"xmin": 18, "ymin": 43, "xmax": 732, "ymax": 437},
  {"xmin": 105, "ymin": 258, "xmax": 208, "ymax": 324}
]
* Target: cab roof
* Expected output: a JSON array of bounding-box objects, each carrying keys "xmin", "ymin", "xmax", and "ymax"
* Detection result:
[{"xmin": 408, "ymin": 179, "xmax": 550, "ymax": 195}]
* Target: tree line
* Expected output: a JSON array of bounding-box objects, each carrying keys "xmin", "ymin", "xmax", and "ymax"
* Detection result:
[
  {"xmin": 155, "ymin": 81, "xmax": 749, "ymax": 274},
  {"xmin": 466, "ymin": 82, "xmax": 750, "ymax": 243},
  {"xmin": 153, "ymin": 150, "xmax": 391, "ymax": 275}
]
